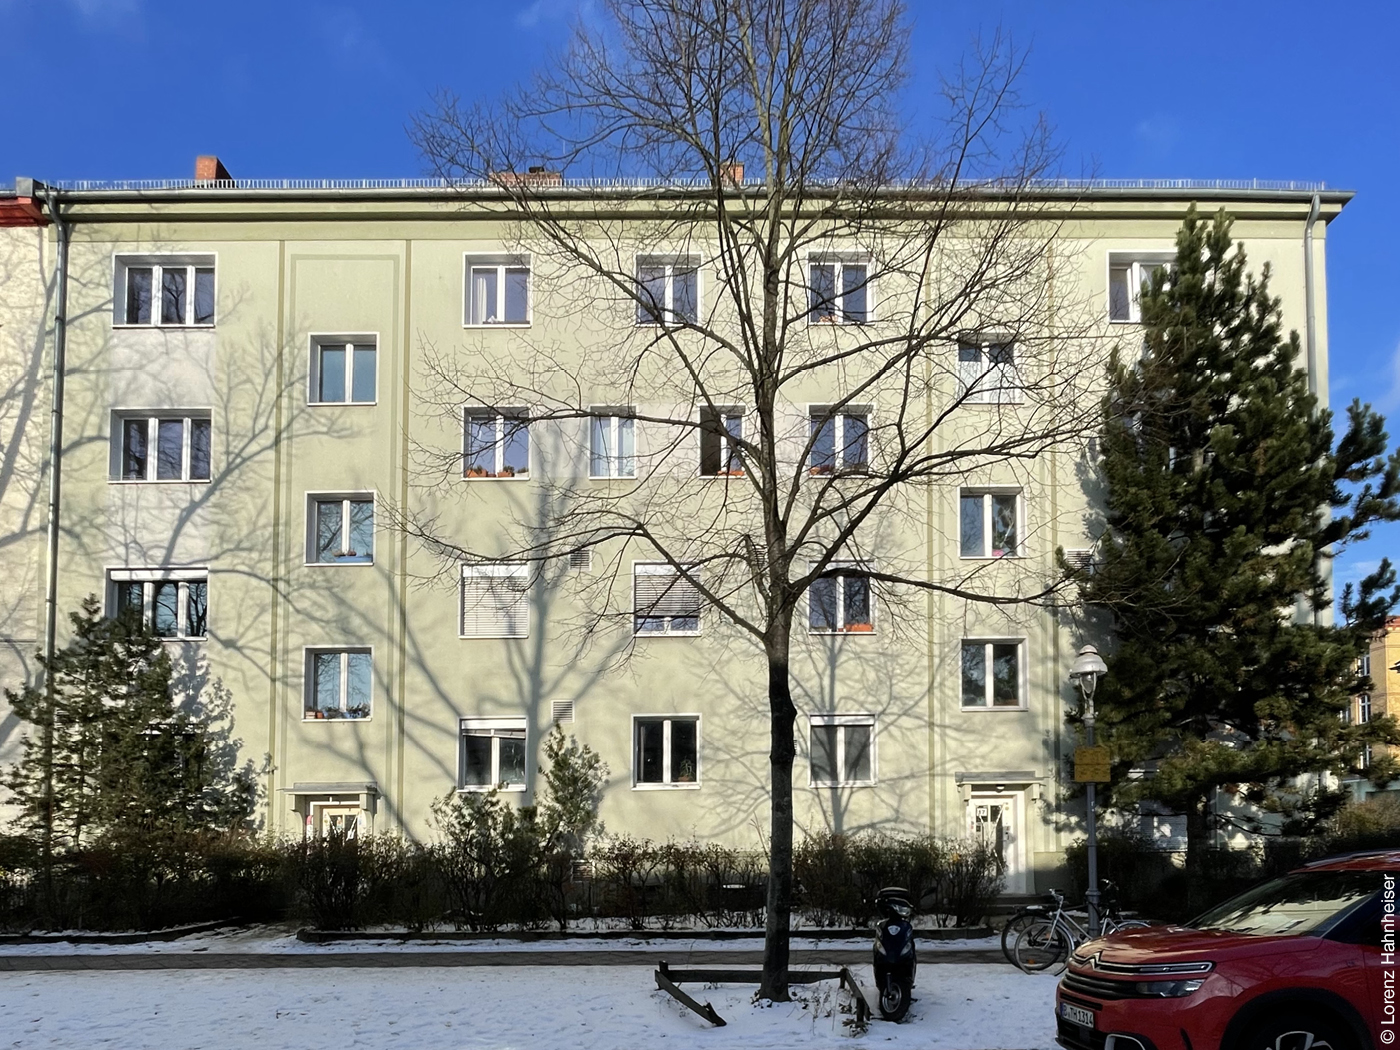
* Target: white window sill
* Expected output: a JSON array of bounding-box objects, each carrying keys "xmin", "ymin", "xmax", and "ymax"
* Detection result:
[
  {"xmin": 632, "ymin": 782, "xmax": 702, "ymax": 791},
  {"xmin": 1107, "ymin": 318, "xmax": 1141, "ymax": 325},
  {"xmin": 808, "ymin": 628, "xmax": 877, "ymax": 637},
  {"xmin": 959, "ymin": 554, "xmax": 1023, "ymax": 561},
  {"xmin": 456, "ymin": 784, "xmax": 527, "ymax": 794},
  {"xmin": 108, "ymin": 478, "xmax": 210, "ymax": 485},
  {"xmin": 463, "ymin": 322, "xmax": 532, "ymax": 330},
  {"xmin": 458, "ymin": 634, "xmax": 530, "ymax": 640},
  {"xmin": 634, "ymin": 632, "xmax": 703, "ymax": 639},
  {"xmin": 158, "ymin": 636, "xmax": 206, "ymax": 644},
  {"xmin": 112, "ymin": 323, "xmax": 216, "ymax": 331},
  {"xmin": 589, "ymin": 475, "xmax": 638, "ymax": 481},
  {"xmin": 463, "ymin": 474, "xmax": 531, "ymax": 482},
  {"xmin": 302, "ymin": 715, "xmax": 374, "ymax": 723},
  {"xmin": 960, "ymin": 704, "xmax": 1028, "ymax": 713},
  {"xmin": 701, "ymin": 472, "xmax": 747, "ymax": 480},
  {"xmin": 309, "ymin": 400, "xmax": 378, "ymax": 407},
  {"xmin": 305, "ymin": 559, "xmax": 375, "ymax": 567},
  {"xmin": 811, "ymin": 780, "xmax": 876, "ymax": 789}
]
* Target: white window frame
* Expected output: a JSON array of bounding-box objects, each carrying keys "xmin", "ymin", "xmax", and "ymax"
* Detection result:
[
  {"xmin": 463, "ymin": 254, "xmax": 532, "ymax": 327},
  {"xmin": 957, "ymin": 337, "xmax": 1022, "ymax": 405},
  {"xmin": 960, "ymin": 638, "xmax": 1027, "ymax": 711},
  {"xmin": 303, "ymin": 647, "xmax": 374, "ymax": 721},
  {"xmin": 1360, "ymin": 694, "xmax": 1372, "ymax": 724},
  {"xmin": 959, "ymin": 489, "xmax": 1023, "ymax": 559},
  {"xmin": 308, "ymin": 335, "xmax": 378, "ymax": 405},
  {"xmin": 460, "ymin": 563, "xmax": 531, "ymax": 639},
  {"xmin": 113, "ymin": 253, "xmax": 217, "ymax": 328},
  {"xmin": 1107, "ymin": 252, "xmax": 1175, "ymax": 324},
  {"xmin": 808, "ymin": 714, "xmax": 877, "ymax": 787},
  {"xmin": 635, "ymin": 254, "xmax": 701, "ymax": 327},
  {"xmin": 699, "ymin": 406, "xmax": 745, "ymax": 477},
  {"xmin": 110, "ymin": 410, "xmax": 213, "ymax": 483},
  {"xmin": 305, "ymin": 493, "xmax": 376, "ymax": 566},
  {"xmin": 632, "ymin": 563, "xmax": 704, "ymax": 637},
  {"xmin": 631, "ymin": 714, "xmax": 702, "ymax": 789},
  {"xmin": 107, "ymin": 568, "xmax": 209, "ymax": 640},
  {"xmin": 807, "ymin": 405, "xmax": 871, "ymax": 476},
  {"xmin": 1360, "ymin": 654, "xmax": 1372, "ymax": 679},
  {"xmin": 463, "ymin": 408, "xmax": 531, "ymax": 480},
  {"xmin": 807, "ymin": 562, "xmax": 876, "ymax": 635},
  {"xmin": 458, "ymin": 717, "xmax": 529, "ymax": 792},
  {"xmin": 807, "ymin": 253, "xmax": 872, "ymax": 325},
  {"xmin": 589, "ymin": 409, "xmax": 637, "ymax": 479},
  {"xmin": 307, "ymin": 802, "xmax": 363, "ymax": 839}
]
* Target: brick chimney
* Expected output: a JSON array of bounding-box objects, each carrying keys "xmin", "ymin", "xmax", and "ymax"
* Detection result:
[
  {"xmin": 490, "ymin": 165, "xmax": 564, "ymax": 188},
  {"xmin": 195, "ymin": 156, "xmax": 232, "ymax": 183},
  {"xmin": 720, "ymin": 163, "xmax": 744, "ymax": 187}
]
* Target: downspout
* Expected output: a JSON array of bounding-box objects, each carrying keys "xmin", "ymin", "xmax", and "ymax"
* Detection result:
[
  {"xmin": 41, "ymin": 185, "xmax": 70, "ymax": 679},
  {"xmin": 1303, "ymin": 192, "xmax": 1322, "ymax": 628}
]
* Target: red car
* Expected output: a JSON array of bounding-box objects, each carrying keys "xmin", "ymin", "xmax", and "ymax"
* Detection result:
[{"xmin": 1056, "ymin": 850, "xmax": 1393, "ymax": 1050}]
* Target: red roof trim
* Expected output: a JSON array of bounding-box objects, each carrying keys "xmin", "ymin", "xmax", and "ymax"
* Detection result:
[{"xmin": 0, "ymin": 198, "xmax": 49, "ymax": 227}]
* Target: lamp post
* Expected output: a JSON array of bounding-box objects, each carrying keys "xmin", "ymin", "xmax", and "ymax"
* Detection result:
[{"xmin": 1070, "ymin": 644, "xmax": 1109, "ymax": 937}]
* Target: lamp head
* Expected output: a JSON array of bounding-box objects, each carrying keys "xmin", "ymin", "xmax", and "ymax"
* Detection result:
[{"xmin": 1069, "ymin": 644, "xmax": 1108, "ymax": 701}]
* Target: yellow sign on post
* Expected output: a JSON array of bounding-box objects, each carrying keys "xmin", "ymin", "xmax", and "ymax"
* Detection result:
[{"xmin": 1074, "ymin": 746, "xmax": 1111, "ymax": 783}]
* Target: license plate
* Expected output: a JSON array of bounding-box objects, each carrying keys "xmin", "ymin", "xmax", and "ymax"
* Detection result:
[{"xmin": 1060, "ymin": 1003, "xmax": 1095, "ymax": 1028}]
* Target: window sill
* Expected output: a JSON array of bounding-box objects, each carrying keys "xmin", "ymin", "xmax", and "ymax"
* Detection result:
[
  {"xmin": 632, "ymin": 782, "xmax": 702, "ymax": 791},
  {"xmin": 112, "ymin": 323, "xmax": 216, "ymax": 331},
  {"xmin": 304, "ymin": 560, "xmax": 375, "ymax": 567},
  {"xmin": 303, "ymin": 714, "xmax": 374, "ymax": 722},
  {"xmin": 463, "ymin": 473, "xmax": 530, "ymax": 481},
  {"xmin": 309, "ymin": 400, "xmax": 378, "ymax": 407},
  {"xmin": 456, "ymin": 784, "xmax": 527, "ymax": 794},
  {"xmin": 463, "ymin": 322, "xmax": 532, "ymax": 330},
  {"xmin": 108, "ymin": 478, "xmax": 211, "ymax": 485},
  {"xmin": 1107, "ymin": 318, "xmax": 1141, "ymax": 325},
  {"xmin": 458, "ymin": 633, "xmax": 530, "ymax": 640},
  {"xmin": 809, "ymin": 627, "xmax": 876, "ymax": 636},
  {"xmin": 589, "ymin": 475, "xmax": 638, "ymax": 482},
  {"xmin": 960, "ymin": 705, "xmax": 1028, "ymax": 713},
  {"xmin": 701, "ymin": 472, "xmax": 747, "ymax": 479},
  {"xmin": 158, "ymin": 636, "xmax": 206, "ymax": 643},
  {"xmin": 959, "ymin": 553, "xmax": 1022, "ymax": 561},
  {"xmin": 811, "ymin": 780, "xmax": 876, "ymax": 789}
]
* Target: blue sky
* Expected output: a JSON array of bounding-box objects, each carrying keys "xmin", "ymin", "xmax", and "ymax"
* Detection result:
[{"xmin": 3, "ymin": 0, "xmax": 1396, "ymax": 604}]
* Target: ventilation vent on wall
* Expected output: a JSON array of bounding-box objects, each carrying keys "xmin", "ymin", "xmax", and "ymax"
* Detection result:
[
  {"xmin": 552, "ymin": 699, "xmax": 575, "ymax": 724},
  {"xmin": 1063, "ymin": 549, "xmax": 1095, "ymax": 574},
  {"xmin": 568, "ymin": 549, "xmax": 592, "ymax": 571}
]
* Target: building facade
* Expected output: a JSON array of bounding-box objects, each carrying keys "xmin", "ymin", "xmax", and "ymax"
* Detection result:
[{"xmin": 0, "ymin": 169, "xmax": 1346, "ymax": 891}]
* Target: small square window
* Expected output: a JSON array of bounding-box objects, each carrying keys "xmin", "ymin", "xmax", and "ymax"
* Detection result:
[
  {"xmin": 633, "ymin": 716, "xmax": 699, "ymax": 786},
  {"xmin": 307, "ymin": 495, "xmax": 375, "ymax": 564},
  {"xmin": 634, "ymin": 564, "xmax": 703, "ymax": 636},
  {"xmin": 808, "ymin": 408, "xmax": 869, "ymax": 475},
  {"xmin": 699, "ymin": 406, "xmax": 745, "ymax": 477},
  {"xmin": 636, "ymin": 256, "xmax": 699, "ymax": 326},
  {"xmin": 465, "ymin": 256, "xmax": 531, "ymax": 326},
  {"xmin": 461, "ymin": 564, "xmax": 530, "ymax": 638},
  {"xmin": 310, "ymin": 338, "xmax": 377, "ymax": 404},
  {"xmin": 808, "ymin": 257, "xmax": 869, "ymax": 324},
  {"xmin": 961, "ymin": 640, "xmax": 1023, "ymax": 708},
  {"xmin": 1108, "ymin": 254, "xmax": 1173, "ymax": 323},
  {"xmin": 115, "ymin": 256, "xmax": 216, "ymax": 327},
  {"xmin": 590, "ymin": 410, "xmax": 636, "ymax": 478},
  {"xmin": 464, "ymin": 410, "xmax": 530, "ymax": 478},
  {"xmin": 809, "ymin": 716, "xmax": 875, "ymax": 786},
  {"xmin": 957, "ymin": 338, "xmax": 1021, "ymax": 405},
  {"xmin": 459, "ymin": 718, "xmax": 528, "ymax": 791},
  {"xmin": 809, "ymin": 564, "xmax": 874, "ymax": 634},
  {"xmin": 112, "ymin": 412, "xmax": 212, "ymax": 482},
  {"xmin": 107, "ymin": 570, "xmax": 209, "ymax": 640},
  {"xmin": 305, "ymin": 648, "xmax": 372, "ymax": 720},
  {"xmin": 960, "ymin": 490, "xmax": 1020, "ymax": 558}
]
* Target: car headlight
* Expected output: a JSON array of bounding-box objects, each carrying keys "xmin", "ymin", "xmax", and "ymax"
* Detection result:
[{"xmin": 1133, "ymin": 979, "xmax": 1204, "ymax": 998}]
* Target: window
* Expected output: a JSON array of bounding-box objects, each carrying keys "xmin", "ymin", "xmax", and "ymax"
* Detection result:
[
  {"xmin": 464, "ymin": 410, "xmax": 530, "ymax": 478},
  {"xmin": 957, "ymin": 338, "xmax": 1021, "ymax": 404},
  {"xmin": 634, "ymin": 564, "xmax": 703, "ymax": 635},
  {"xmin": 116, "ymin": 256, "xmax": 215, "ymax": 327},
  {"xmin": 1360, "ymin": 694, "xmax": 1372, "ymax": 724},
  {"xmin": 461, "ymin": 564, "xmax": 530, "ymax": 638},
  {"xmin": 961, "ymin": 640, "xmax": 1023, "ymax": 708},
  {"xmin": 1107, "ymin": 254, "xmax": 1173, "ymax": 323},
  {"xmin": 113, "ymin": 413, "xmax": 212, "ymax": 482},
  {"xmin": 636, "ymin": 256, "xmax": 698, "ymax": 326},
  {"xmin": 808, "ymin": 257, "xmax": 869, "ymax": 324},
  {"xmin": 310, "ymin": 338, "xmax": 377, "ymax": 404},
  {"xmin": 305, "ymin": 649, "xmax": 372, "ymax": 720},
  {"xmin": 809, "ymin": 565, "xmax": 874, "ymax": 634},
  {"xmin": 809, "ymin": 715, "xmax": 875, "ymax": 786},
  {"xmin": 465, "ymin": 256, "xmax": 530, "ymax": 325},
  {"xmin": 459, "ymin": 718, "xmax": 528, "ymax": 791},
  {"xmin": 1360, "ymin": 654, "xmax": 1372, "ymax": 680},
  {"xmin": 108, "ymin": 570, "xmax": 208, "ymax": 639},
  {"xmin": 808, "ymin": 408, "xmax": 869, "ymax": 475},
  {"xmin": 634, "ymin": 716, "xmax": 699, "ymax": 786},
  {"xmin": 700, "ymin": 406, "xmax": 744, "ymax": 476},
  {"xmin": 960, "ymin": 491, "xmax": 1020, "ymax": 558},
  {"xmin": 590, "ymin": 411, "xmax": 636, "ymax": 478},
  {"xmin": 308, "ymin": 496, "xmax": 374, "ymax": 564}
]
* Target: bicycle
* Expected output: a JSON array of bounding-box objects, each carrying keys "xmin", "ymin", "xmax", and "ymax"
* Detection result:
[
  {"xmin": 1010, "ymin": 884, "xmax": 1151, "ymax": 973},
  {"xmin": 999, "ymin": 879, "xmax": 1129, "ymax": 964}
]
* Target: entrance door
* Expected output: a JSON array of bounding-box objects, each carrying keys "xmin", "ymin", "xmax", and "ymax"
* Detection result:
[
  {"xmin": 967, "ymin": 792, "xmax": 1027, "ymax": 893},
  {"xmin": 308, "ymin": 803, "xmax": 361, "ymax": 839}
]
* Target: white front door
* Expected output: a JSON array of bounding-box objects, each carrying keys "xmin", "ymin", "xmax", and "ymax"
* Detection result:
[{"xmin": 967, "ymin": 792, "xmax": 1027, "ymax": 893}]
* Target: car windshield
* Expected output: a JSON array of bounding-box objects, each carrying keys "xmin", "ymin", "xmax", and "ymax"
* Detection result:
[{"xmin": 1190, "ymin": 871, "xmax": 1378, "ymax": 937}]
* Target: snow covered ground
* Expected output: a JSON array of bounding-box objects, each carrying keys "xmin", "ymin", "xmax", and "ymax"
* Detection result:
[{"xmin": 0, "ymin": 963, "xmax": 1060, "ymax": 1049}]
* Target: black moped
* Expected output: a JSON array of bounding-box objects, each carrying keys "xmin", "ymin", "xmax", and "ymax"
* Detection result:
[{"xmin": 871, "ymin": 886, "xmax": 917, "ymax": 1021}]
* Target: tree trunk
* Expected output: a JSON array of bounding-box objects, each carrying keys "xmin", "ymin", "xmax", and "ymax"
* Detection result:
[
  {"xmin": 1183, "ymin": 796, "xmax": 1211, "ymax": 915},
  {"xmin": 759, "ymin": 621, "xmax": 797, "ymax": 1002}
]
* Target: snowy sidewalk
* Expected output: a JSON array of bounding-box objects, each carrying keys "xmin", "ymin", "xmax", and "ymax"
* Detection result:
[{"xmin": 0, "ymin": 963, "xmax": 1061, "ymax": 1048}]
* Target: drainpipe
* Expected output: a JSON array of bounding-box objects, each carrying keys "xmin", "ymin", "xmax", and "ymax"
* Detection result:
[
  {"xmin": 1302, "ymin": 192, "xmax": 1322, "ymax": 627},
  {"xmin": 41, "ymin": 185, "xmax": 69, "ymax": 677}
]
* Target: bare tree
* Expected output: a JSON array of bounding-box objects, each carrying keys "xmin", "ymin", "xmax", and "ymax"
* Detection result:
[{"xmin": 409, "ymin": 0, "xmax": 1099, "ymax": 998}]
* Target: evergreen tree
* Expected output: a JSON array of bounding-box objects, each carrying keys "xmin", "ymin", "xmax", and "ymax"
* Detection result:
[
  {"xmin": 4, "ymin": 597, "xmax": 256, "ymax": 856},
  {"xmin": 1078, "ymin": 207, "xmax": 1400, "ymax": 886}
]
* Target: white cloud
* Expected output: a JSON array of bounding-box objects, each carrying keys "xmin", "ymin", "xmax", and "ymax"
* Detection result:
[{"xmin": 516, "ymin": 0, "xmax": 596, "ymax": 31}]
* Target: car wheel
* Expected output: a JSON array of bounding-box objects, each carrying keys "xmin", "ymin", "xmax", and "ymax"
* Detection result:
[{"xmin": 1244, "ymin": 1011, "xmax": 1355, "ymax": 1050}]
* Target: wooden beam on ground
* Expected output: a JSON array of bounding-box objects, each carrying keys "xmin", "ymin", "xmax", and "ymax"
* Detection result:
[
  {"xmin": 654, "ymin": 968, "xmax": 726, "ymax": 1027},
  {"xmin": 839, "ymin": 966, "xmax": 872, "ymax": 1028}
]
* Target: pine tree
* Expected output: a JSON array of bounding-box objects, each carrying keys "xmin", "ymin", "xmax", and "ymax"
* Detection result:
[{"xmin": 1079, "ymin": 207, "xmax": 1400, "ymax": 889}]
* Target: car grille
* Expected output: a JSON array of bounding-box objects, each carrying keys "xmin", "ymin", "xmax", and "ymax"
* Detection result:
[
  {"xmin": 1057, "ymin": 1017, "xmax": 1107, "ymax": 1050},
  {"xmin": 1062, "ymin": 971, "xmax": 1148, "ymax": 1001}
]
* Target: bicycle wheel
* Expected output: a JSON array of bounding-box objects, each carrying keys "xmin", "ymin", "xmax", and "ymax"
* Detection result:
[
  {"xmin": 1106, "ymin": 918, "xmax": 1151, "ymax": 933},
  {"xmin": 1000, "ymin": 910, "xmax": 1047, "ymax": 964},
  {"xmin": 1012, "ymin": 920, "xmax": 1070, "ymax": 973}
]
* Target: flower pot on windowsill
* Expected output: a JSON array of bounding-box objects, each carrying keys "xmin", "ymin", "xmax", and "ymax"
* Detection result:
[
  {"xmin": 499, "ymin": 466, "xmax": 516, "ymax": 478},
  {"xmin": 466, "ymin": 467, "xmax": 489, "ymax": 478},
  {"xmin": 843, "ymin": 623, "xmax": 874, "ymax": 633},
  {"xmin": 808, "ymin": 466, "xmax": 833, "ymax": 476}
]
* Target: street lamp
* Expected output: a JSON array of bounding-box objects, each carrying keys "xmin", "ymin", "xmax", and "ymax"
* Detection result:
[{"xmin": 1070, "ymin": 643, "xmax": 1109, "ymax": 937}]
